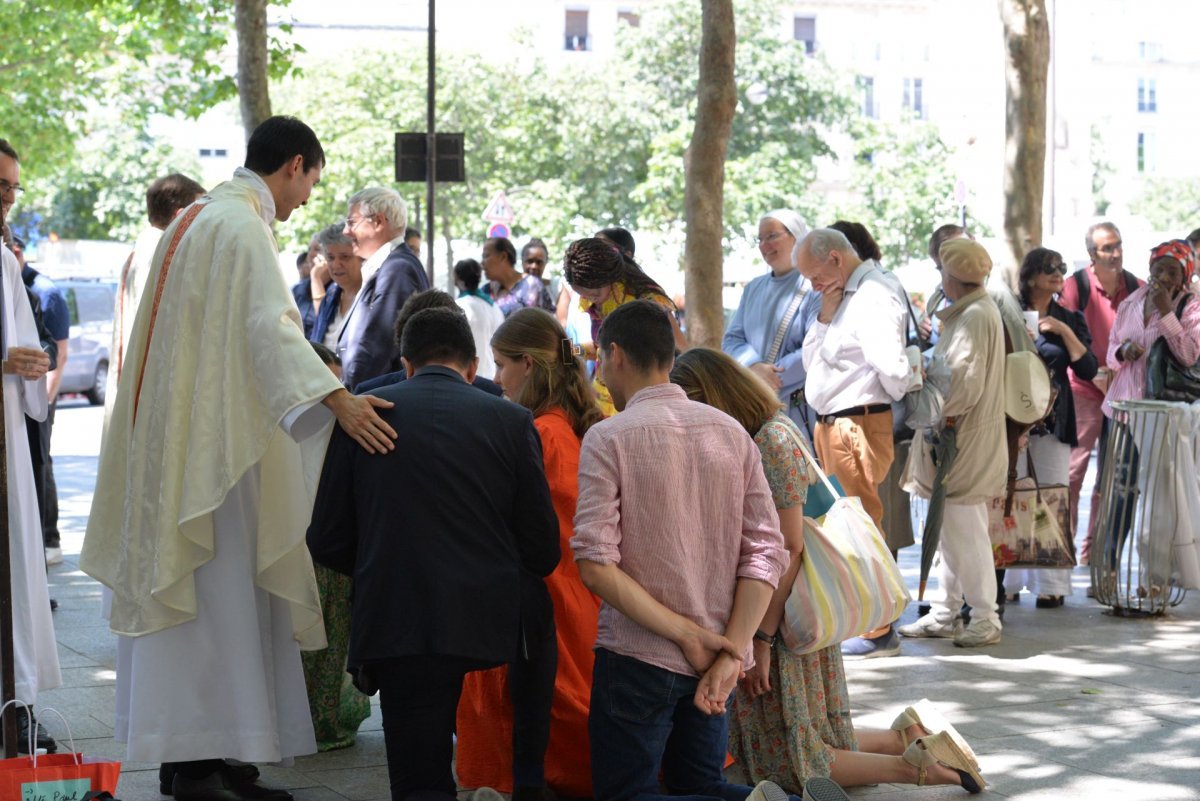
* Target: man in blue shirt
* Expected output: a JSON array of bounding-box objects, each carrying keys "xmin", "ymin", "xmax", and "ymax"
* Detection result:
[{"xmin": 17, "ymin": 238, "xmax": 69, "ymax": 565}]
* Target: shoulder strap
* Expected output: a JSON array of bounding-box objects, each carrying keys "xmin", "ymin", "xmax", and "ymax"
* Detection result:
[
  {"xmin": 1073, "ymin": 270, "xmax": 1090, "ymax": 312},
  {"xmin": 780, "ymin": 421, "xmax": 839, "ymax": 500},
  {"xmin": 764, "ymin": 280, "xmax": 807, "ymax": 364},
  {"xmin": 1124, "ymin": 271, "xmax": 1140, "ymax": 295}
]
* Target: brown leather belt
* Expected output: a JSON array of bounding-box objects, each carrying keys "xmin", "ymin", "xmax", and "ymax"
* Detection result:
[{"xmin": 817, "ymin": 403, "xmax": 892, "ymax": 425}]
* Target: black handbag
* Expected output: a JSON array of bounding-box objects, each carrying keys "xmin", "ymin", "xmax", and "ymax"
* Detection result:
[{"xmin": 1146, "ymin": 294, "xmax": 1200, "ymax": 402}]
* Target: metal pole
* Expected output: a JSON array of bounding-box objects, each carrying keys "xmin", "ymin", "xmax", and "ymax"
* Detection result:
[{"xmin": 425, "ymin": 0, "xmax": 436, "ymax": 286}]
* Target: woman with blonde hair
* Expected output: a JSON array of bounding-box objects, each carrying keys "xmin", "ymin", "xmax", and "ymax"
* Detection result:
[
  {"xmin": 455, "ymin": 308, "xmax": 603, "ymax": 800},
  {"xmin": 670, "ymin": 347, "xmax": 985, "ymax": 795}
]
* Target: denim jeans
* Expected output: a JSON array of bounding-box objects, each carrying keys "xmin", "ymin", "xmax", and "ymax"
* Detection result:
[{"xmin": 590, "ymin": 648, "xmax": 767, "ymax": 801}]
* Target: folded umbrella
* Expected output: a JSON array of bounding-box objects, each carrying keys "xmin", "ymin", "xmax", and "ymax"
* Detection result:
[{"xmin": 919, "ymin": 421, "xmax": 959, "ymax": 601}]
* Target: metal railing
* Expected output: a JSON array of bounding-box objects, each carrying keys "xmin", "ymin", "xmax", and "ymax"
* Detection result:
[{"xmin": 1091, "ymin": 400, "xmax": 1194, "ymax": 615}]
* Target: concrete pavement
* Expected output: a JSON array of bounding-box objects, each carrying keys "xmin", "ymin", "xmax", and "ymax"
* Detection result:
[{"xmin": 41, "ymin": 398, "xmax": 1200, "ymax": 800}]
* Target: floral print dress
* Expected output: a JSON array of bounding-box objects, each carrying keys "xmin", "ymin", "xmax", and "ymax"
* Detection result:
[{"xmin": 728, "ymin": 412, "xmax": 857, "ymax": 792}]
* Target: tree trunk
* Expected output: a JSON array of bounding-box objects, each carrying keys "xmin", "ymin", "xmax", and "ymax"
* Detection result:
[
  {"xmin": 235, "ymin": 0, "xmax": 272, "ymax": 141},
  {"xmin": 997, "ymin": 0, "xmax": 1050, "ymax": 278},
  {"xmin": 682, "ymin": 0, "xmax": 736, "ymax": 349}
]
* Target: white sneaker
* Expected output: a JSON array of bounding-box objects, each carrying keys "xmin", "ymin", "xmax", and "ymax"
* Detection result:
[
  {"xmin": 746, "ymin": 780, "xmax": 790, "ymax": 801},
  {"xmin": 897, "ymin": 613, "xmax": 962, "ymax": 639},
  {"xmin": 45, "ymin": 547, "xmax": 63, "ymax": 566},
  {"xmin": 954, "ymin": 619, "xmax": 1002, "ymax": 647}
]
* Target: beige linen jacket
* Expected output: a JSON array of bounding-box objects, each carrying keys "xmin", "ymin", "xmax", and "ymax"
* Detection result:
[{"xmin": 904, "ymin": 287, "xmax": 1007, "ymax": 505}]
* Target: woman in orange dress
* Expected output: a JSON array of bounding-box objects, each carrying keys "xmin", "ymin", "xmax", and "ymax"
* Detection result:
[{"xmin": 456, "ymin": 308, "xmax": 605, "ymax": 800}]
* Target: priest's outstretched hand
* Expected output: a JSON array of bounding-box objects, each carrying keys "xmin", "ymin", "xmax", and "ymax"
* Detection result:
[
  {"xmin": 324, "ymin": 388, "xmax": 397, "ymax": 454},
  {"xmin": 3, "ymin": 346, "xmax": 50, "ymax": 380}
]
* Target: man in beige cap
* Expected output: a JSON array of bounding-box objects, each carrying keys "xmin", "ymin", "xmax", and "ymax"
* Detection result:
[{"xmin": 900, "ymin": 239, "xmax": 1007, "ymax": 648}]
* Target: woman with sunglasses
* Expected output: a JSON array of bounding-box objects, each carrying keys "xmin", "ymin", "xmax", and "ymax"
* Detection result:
[{"xmin": 1007, "ymin": 247, "xmax": 1097, "ymax": 608}]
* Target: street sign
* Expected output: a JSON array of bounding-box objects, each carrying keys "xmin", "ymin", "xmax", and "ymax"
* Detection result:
[
  {"xmin": 481, "ymin": 190, "xmax": 515, "ymax": 223},
  {"xmin": 487, "ymin": 222, "xmax": 511, "ymax": 239}
]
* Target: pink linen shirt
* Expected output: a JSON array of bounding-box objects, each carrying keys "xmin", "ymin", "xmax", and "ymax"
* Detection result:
[
  {"xmin": 570, "ymin": 383, "xmax": 786, "ymax": 677},
  {"xmin": 1060, "ymin": 265, "xmax": 1143, "ymax": 403},
  {"xmin": 1103, "ymin": 286, "xmax": 1200, "ymax": 417}
]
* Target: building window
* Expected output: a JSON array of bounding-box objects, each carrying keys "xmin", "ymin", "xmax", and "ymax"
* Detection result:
[
  {"xmin": 1137, "ymin": 132, "xmax": 1157, "ymax": 173},
  {"xmin": 858, "ymin": 76, "xmax": 877, "ymax": 119},
  {"xmin": 793, "ymin": 15, "xmax": 816, "ymax": 55},
  {"xmin": 565, "ymin": 9, "xmax": 589, "ymax": 51},
  {"xmin": 902, "ymin": 77, "xmax": 924, "ymax": 119},
  {"xmin": 617, "ymin": 10, "xmax": 639, "ymax": 27},
  {"xmin": 214, "ymin": 148, "xmax": 228, "ymax": 157},
  {"xmin": 1137, "ymin": 78, "xmax": 1157, "ymax": 112},
  {"xmin": 199, "ymin": 148, "xmax": 212, "ymax": 157},
  {"xmin": 1138, "ymin": 41, "xmax": 1162, "ymax": 61}
]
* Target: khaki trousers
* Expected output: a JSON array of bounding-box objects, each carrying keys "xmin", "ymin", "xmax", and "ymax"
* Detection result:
[{"xmin": 814, "ymin": 409, "xmax": 895, "ymax": 537}]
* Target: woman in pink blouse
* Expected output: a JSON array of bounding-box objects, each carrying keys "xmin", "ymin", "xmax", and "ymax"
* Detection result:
[{"xmin": 1103, "ymin": 240, "xmax": 1200, "ymax": 415}]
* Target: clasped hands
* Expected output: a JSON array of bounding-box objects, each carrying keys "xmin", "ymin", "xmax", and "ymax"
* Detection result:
[
  {"xmin": 678, "ymin": 621, "xmax": 745, "ymax": 716},
  {"xmin": 2, "ymin": 346, "xmax": 50, "ymax": 380}
]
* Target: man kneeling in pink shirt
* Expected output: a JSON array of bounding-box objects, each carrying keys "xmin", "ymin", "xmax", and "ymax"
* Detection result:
[{"xmin": 571, "ymin": 300, "xmax": 793, "ymax": 801}]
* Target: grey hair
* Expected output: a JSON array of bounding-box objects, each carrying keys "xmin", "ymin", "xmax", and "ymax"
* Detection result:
[
  {"xmin": 1085, "ymin": 221, "xmax": 1120, "ymax": 258},
  {"xmin": 348, "ymin": 186, "xmax": 408, "ymax": 231},
  {"xmin": 317, "ymin": 223, "xmax": 352, "ymax": 256},
  {"xmin": 797, "ymin": 227, "xmax": 856, "ymax": 265}
]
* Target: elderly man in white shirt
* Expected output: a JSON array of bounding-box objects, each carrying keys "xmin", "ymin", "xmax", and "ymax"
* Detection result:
[{"xmin": 798, "ymin": 227, "xmax": 910, "ymax": 658}]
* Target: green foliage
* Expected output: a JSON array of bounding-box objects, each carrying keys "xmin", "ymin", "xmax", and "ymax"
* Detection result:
[
  {"xmin": 274, "ymin": 46, "xmax": 650, "ymax": 259},
  {"xmin": 9, "ymin": 111, "xmax": 201, "ymax": 243},
  {"xmin": 0, "ymin": 0, "xmax": 297, "ymax": 180},
  {"xmin": 1090, "ymin": 124, "xmax": 1113, "ymax": 216},
  {"xmin": 1131, "ymin": 177, "xmax": 1200, "ymax": 233},
  {"xmin": 838, "ymin": 117, "xmax": 988, "ymax": 267},
  {"xmin": 620, "ymin": 0, "xmax": 853, "ymax": 242}
]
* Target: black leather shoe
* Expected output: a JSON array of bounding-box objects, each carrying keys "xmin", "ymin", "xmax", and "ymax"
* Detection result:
[
  {"xmin": 161, "ymin": 762, "xmax": 261, "ymax": 794},
  {"xmin": 173, "ymin": 767, "xmax": 291, "ymax": 801},
  {"xmin": 9, "ymin": 708, "xmax": 57, "ymax": 754}
]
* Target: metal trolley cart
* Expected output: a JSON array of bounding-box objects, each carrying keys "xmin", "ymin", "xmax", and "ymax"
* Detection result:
[{"xmin": 1091, "ymin": 400, "xmax": 1199, "ymax": 615}]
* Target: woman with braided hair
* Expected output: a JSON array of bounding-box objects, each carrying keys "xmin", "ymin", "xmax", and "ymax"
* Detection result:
[
  {"xmin": 455, "ymin": 308, "xmax": 604, "ymax": 800},
  {"xmin": 564, "ymin": 236, "xmax": 686, "ymax": 414}
]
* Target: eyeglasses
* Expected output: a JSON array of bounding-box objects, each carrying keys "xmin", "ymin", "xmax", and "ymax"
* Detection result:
[
  {"xmin": 344, "ymin": 214, "xmax": 372, "ymax": 230},
  {"xmin": 0, "ymin": 179, "xmax": 24, "ymax": 198},
  {"xmin": 1039, "ymin": 261, "xmax": 1067, "ymax": 276},
  {"xmin": 756, "ymin": 231, "xmax": 791, "ymax": 246}
]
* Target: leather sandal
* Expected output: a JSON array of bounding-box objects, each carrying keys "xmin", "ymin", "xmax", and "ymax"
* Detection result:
[
  {"xmin": 903, "ymin": 732, "xmax": 985, "ymax": 794},
  {"xmin": 890, "ymin": 698, "xmax": 979, "ymax": 771}
]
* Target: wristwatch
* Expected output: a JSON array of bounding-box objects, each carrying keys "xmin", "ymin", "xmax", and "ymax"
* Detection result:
[{"xmin": 753, "ymin": 629, "xmax": 777, "ymax": 646}]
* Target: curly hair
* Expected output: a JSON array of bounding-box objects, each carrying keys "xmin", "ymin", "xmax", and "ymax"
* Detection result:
[
  {"xmin": 491, "ymin": 308, "xmax": 604, "ymax": 438},
  {"xmin": 563, "ymin": 237, "xmax": 666, "ymax": 299}
]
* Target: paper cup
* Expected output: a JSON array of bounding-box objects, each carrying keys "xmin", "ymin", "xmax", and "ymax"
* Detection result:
[{"xmin": 1023, "ymin": 311, "xmax": 1040, "ymax": 338}]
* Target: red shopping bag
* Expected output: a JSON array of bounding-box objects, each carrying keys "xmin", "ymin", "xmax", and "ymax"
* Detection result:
[{"xmin": 0, "ymin": 752, "xmax": 121, "ymax": 799}]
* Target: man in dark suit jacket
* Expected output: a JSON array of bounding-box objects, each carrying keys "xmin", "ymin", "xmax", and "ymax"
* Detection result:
[
  {"xmin": 307, "ymin": 307, "xmax": 559, "ymax": 801},
  {"xmin": 339, "ymin": 186, "xmax": 429, "ymax": 390}
]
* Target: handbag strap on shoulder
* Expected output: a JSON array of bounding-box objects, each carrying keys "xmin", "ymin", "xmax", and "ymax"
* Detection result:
[
  {"xmin": 782, "ymin": 422, "xmax": 841, "ymax": 501},
  {"xmin": 764, "ymin": 280, "xmax": 808, "ymax": 364}
]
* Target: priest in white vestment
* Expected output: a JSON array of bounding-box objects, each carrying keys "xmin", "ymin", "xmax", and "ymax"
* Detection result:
[
  {"xmin": 1, "ymin": 139, "xmax": 61, "ymax": 754},
  {"xmin": 0, "ymin": 245, "xmax": 59, "ymax": 704},
  {"xmin": 81, "ymin": 117, "xmax": 396, "ymax": 801},
  {"xmin": 107, "ymin": 173, "xmax": 206, "ymax": 414}
]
